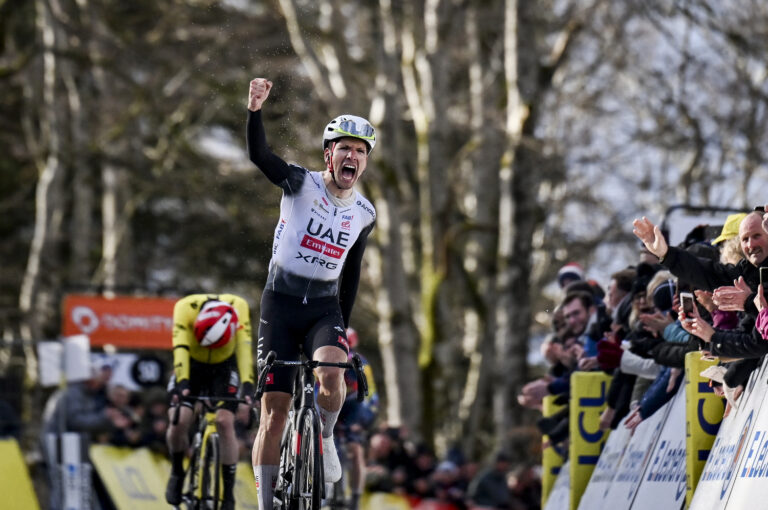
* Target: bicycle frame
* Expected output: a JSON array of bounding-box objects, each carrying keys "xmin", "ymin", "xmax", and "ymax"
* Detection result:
[
  {"xmin": 188, "ymin": 401, "xmax": 220, "ymax": 509},
  {"xmin": 172, "ymin": 395, "xmax": 246, "ymax": 510}
]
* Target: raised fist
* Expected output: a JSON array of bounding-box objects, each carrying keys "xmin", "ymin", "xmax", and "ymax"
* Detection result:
[{"xmin": 248, "ymin": 78, "xmax": 273, "ymax": 112}]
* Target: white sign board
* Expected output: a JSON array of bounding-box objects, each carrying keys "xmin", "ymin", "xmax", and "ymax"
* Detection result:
[
  {"xmin": 630, "ymin": 386, "xmax": 687, "ymax": 509},
  {"xmin": 63, "ymin": 335, "xmax": 91, "ymax": 383},
  {"xmin": 544, "ymin": 459, "xmax": 571, "ymax": 510},
  {"xmin": 715, "ymin": 358, "xmax": 768, "ymax": 508},
  {"xmin": 600, "ymin": 395, "xmax": 671, "ymax": 510},
  {"xmin": 578, "ymin": 421, "xmax": 632, "ymax": 509},
  {"xmin": 38, "ymin": 341, "xmax": 64, "ymax": 388},
  {"xmin": 689, "ymin": 359, "xmax": 768, "ymax": 510}
]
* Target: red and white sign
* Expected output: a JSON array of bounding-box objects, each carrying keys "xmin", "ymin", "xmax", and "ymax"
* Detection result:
[{"xmin": 61, "ymin": 294, "xmax": 177, "ymax": 349}]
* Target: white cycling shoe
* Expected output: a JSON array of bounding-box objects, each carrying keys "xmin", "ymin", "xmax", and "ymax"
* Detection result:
[{"xmin": 322, "ymin": 436, "xmax": 342, "ymax": 483}]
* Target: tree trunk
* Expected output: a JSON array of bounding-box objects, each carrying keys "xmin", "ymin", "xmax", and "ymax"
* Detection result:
[
  {"xmin": 494, "ymin": 0, "xmax": 530, "ymax": 452},
  {"xmin": 369, "ymin": 0, "xmax": 424, "ymax": 437},
  {"xmin": 458, "ymin": 0, "xmax": 505, "ymax": 459}
]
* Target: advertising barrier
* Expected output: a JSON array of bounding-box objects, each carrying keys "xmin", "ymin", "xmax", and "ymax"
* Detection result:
[
  {"xmin": 543, "ymin": 460, "xmax": 571, "ymax": 510},
  {"xmin": 599, "ymin": 391, "xmax": 671, "ymax": 510},
  {"xmin": 629, "ymin": 384, "xmax": 687, "ymax": 509},
  {"xmin": 0, "ymin": 439, "xmax": 40, "ymax": 510},
  {"xmin": 549, "ymin": 355, "xmax": 768, "ymax": 509},
  {"xmin": 689, "ymin": 358, "xmax": 768, "ymax": 510},
  {"xmin": 568, "ymin": 371, "xmax": 612, "ymax": 510},
  {"xmin": 90, "ymin": 445, "xmax": 259, "ymax": 509},
  {"xmin": 541, "ymin": 395, "xmax": 566, "ymax": 507},
  {"xmin": 360, "ymin": 492, "xmax": 413, "ymax": 509},
  {"xmin": 718, "ymin": 358, "xmax": 768, "ymax": 509},
  {"xmin": 684, "ymin": 352, "xmax": 725, "ymax": 506},
  {"xmin": 577, "ymin": 416, "xmax": 631, "ymax": 509},
  {"xmin": 90, "ymin": 446, "xmax": 170, "ymax": 509}
]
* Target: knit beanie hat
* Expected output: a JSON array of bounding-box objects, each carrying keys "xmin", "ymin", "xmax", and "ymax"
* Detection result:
[{"xmin": 557, "ymin": 262, "xmax": 585, "ymax": 288}]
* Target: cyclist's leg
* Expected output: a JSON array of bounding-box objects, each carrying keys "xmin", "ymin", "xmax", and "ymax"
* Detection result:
[
  {"xmin": 214, "ymin": 408, "xmax": 238, "ymax": 504},
  {"xmin": 253, "ymin": 290, "xmax": 302, "ymax": 510},
  {"xmin": 308, "ymin": 317, "xmax": 349, "ymax": 483},
  {"xmin": 309, "ymin": 319, "xmax": 349, "ymax": 438},
  {"xmin": 211, "ymin": 359, "xmax": 242, "ymax": 505},
  {"xmin": 253, "ymin": 392, "xmax": 291, "ymax": 510},
  {"xmin": 165, "ymin": 373, "xmax": 198, "ymax": 505},
  {"xmin": 346, "ymin": 440, "xmax": 365, "ymax": 510}
]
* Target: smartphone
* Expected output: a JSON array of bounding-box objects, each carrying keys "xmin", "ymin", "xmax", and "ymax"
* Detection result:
[
  {"xmin": 761, "ymin": 267, "xmax": 768, "ymax": 286},
  {"xmin": 680, "ymin": 292, "xmax": 695, "ymax": 322}
]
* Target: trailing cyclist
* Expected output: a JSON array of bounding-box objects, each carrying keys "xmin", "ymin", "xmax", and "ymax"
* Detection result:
[
  {"xmin": 246, "ymin": 77, "xmax": 376, "ymax": 510},
  {"xmin": 332, "ymin": 327, "xmax": 379, "ymax": 510},
  {"xmin": 165, "ymin": 294, "xmax": 255, "ymax": 510}
]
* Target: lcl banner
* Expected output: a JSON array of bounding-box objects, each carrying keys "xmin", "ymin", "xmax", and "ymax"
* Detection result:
[{"xmin": 61, "ymin": 294, "xmax": 177, "ymax": 349}]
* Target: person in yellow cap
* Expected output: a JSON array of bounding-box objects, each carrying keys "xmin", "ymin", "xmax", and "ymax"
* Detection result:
[{"xmin": 713, "ymin": 213, "xmax": 747, "ymax": 265}]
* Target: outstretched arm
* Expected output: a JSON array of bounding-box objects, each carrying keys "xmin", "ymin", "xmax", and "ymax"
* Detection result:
[{"xmin": 246, "ymin": 78, "xmax": 291, "ymax": 185}]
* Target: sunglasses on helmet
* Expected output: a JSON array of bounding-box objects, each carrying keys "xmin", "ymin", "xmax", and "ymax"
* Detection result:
[{"xmin": 334, "ymin": 120, "xmax": 375, "ymax": 140}]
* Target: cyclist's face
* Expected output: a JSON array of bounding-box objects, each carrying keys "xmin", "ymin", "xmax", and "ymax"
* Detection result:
[{"xmin": 326, "ymin": 138, "xmax": 369, "ymax": 189}]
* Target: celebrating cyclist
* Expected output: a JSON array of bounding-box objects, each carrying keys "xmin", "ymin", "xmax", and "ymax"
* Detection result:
[
  {"xmin": 165, "ymin": 294, "xmax": 254, "ymax": 510},
  {"xmin": 247, "ymin": 77, "xmax": 376, "ymax": 510}
]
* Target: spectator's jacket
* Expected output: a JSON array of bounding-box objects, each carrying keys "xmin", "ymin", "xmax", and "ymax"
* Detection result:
[
  {"xmin": 172, "ymin": 294, "xmax": 254, "ymax": 384},
  {"xmin": 42, "ymin": 383, "xmax": 113, "ymax": 436},
  {"xmin": 620, "ymin": 351, "xmax": 662, "ymax": 379},
  {"xmin": 709, "ymin": 316, "xmax": 768, "ymax": 358},
  {"xmin": 650, "ymin": 336, "xmax": 699, "ymax": 368},
  {"xmin": 639, "ymin": 366, "xmax": 682, "ymax": 419},
  {"xmin": 662, "ymin": 321, "xmax": 690, "ymax": 344},
  {"xmin": 467, "ymin": 468, "xmax": 511, "ymax": 507},
  {"xmin": 713, "ymin": 309, "xmax": 740, "ymax": 330},
  {"xmin": 660, "ymin": 246, "xmax": 762, "ymax": 299},
  {"xmin": 754, "ymin": 308, "xmax": 768, "ymax": 339},
  {"xmin": 647, "ymin": 321, "xmax": 696, "ymax": 368},
  {"xmin": 724, "ymin": 358, "xmax": 761, "ymax": 388}
]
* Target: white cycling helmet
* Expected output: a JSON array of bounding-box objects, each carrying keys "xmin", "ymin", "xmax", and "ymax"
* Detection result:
[{"xmin": 323, "ymin": 114, "xmax": 376, "ymax": 153}]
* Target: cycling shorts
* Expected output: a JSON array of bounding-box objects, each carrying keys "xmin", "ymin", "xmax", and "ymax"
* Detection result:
[
  {"xmin": 257, "ymin": 289, "xmax": 350, "ymax": 394},
  {"xmin": 168, "ymin": 356, "xmax": 240, "ymax": 413}
]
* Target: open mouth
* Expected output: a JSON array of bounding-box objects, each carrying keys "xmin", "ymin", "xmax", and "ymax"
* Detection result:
[{"xmin": 341, "ymin": 164, "xmax": 356, "ymax": 180}]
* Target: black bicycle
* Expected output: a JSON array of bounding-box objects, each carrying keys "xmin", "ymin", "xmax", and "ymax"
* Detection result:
[
  {"xmin": 171, "ymin": 395, "xmax": 248, "ymax": 510},
  {"xmin": 255, "ymin": 351, "xmax": 369, "ymax": 510}
]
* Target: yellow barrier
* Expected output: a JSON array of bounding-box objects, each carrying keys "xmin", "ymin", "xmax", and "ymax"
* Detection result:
[
  {"xmin": 0, "ymin": 439, "xmax": 40, "ymax": 510},
  {"xmin": 569, "ymin": 371, "xmax": 612, "ymax": 510},
  {"xmin": 541, "ymin": 394, "xmax": 566, "ymax": 507},
  {"xmin": 91, "ymin": 445, "xmax": 259, "ymax": 509},
  {"xmin": 234, "ymin": 462, "xmax": 260, "ymax": 509},
  {"xmin": 361, "ymin": 491, "xmax": 413, "ymax": 509},
  {"xmin": 91, "ymin": 446, "xmax": 170, "ymax": 509},
  {"xmin": 684, "ymin": 351, "xmax": 725, "ymax": 508}
]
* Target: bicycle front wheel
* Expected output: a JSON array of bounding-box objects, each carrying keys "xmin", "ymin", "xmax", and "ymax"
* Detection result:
[
  {"xmin": 200, "ymin": 432, "xmax": 221, "ymax": 510},
  {"xmin": 293, "ymin": 409, "xmax": 322, "ymax": 510}
]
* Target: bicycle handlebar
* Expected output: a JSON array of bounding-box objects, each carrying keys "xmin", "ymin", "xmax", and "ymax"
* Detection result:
[
  {"xmin": 171, "ymin": 394, "xmax": 251, "ymax": 425},
  {"xmin": 255, "ymin": 350, "xmax": 370, "ymax": 403}
]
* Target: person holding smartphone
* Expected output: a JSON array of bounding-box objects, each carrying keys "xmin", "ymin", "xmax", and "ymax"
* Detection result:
[{"xmin": 633, "ymin": 211, "xmax": 768, "ymax": 360}]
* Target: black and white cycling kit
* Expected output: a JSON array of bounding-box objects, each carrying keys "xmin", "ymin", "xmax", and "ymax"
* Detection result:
[{"xmin": 247, "ymin": 110, "xmax": 375, "ymax": 393}]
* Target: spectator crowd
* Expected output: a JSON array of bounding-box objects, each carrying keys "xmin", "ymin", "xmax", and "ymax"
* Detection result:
[{"xmin": 518, "ymin": 206, "xmax": 768, "ymax": 490}]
